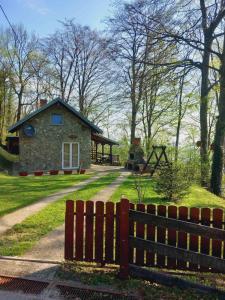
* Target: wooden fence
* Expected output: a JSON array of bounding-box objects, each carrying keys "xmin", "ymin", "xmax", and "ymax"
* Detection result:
[{"xmin": 64, "ymin": 199, "xmax": 225, "ymax": 276}]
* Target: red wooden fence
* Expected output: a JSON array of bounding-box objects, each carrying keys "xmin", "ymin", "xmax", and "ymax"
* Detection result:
[{"xmin": 65, "ymin": 199, "xmax": 225, "ymax": 273}]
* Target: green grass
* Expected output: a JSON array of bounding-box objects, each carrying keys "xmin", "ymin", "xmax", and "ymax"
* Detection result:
[
  {"xmin": 0, "ymin": 172, "xmax": 92, "ymax": 217},
  {"xmin": 0, "ymin": 172, "xmax": 119, "ymax": 256},
  {"xmin": 57, "ymin": 261, "xmax": 223, "ymax": 300},
  {"xmin": 110, "ymin": 175, "xmax": 225, "ymax": 209}
]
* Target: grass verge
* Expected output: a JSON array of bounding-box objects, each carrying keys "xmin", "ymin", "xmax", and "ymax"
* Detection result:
[
  {"xmin": 0, "ymin": 172, "xmax": 91, "ymax": 217},
  {"xmin": 57, "ymin": 261, "xmax": 223, "ymax": 300},
  {"xmin": 0, "ymin": 172, "xmax": 119, "ymax": 256},
  {"xmin": 110, "ymin": 175, "xmax": 225, "ymax": 209}
]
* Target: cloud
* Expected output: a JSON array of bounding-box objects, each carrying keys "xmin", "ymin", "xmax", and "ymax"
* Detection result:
[{"xmin": 19, "ymin": 0, "xmax": 50, "ymax": 15}]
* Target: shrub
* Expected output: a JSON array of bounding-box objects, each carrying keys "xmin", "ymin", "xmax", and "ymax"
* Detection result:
[
  {"xmin": 154, "ymin": 163, "xmax": 191, "ymax": 201},
  {"xmin": 132, "ymin": 173, "xmax": 147, "ymax": 203}
]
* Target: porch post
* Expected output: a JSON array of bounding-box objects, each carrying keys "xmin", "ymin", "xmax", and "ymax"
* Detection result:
[
  {"xmin": 110, "ymin": 144, "xmax": 113, "ymax": 165},
  {"xmin": 95, "ymin": 142, "xmax": 98, "ymax": 163},
  {"xmin": 102, "ymin": 143, "xmax": 104, "ymax": 156}
]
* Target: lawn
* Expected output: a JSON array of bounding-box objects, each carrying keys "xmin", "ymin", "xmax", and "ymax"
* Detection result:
[
  {"xmin": 57, "ymin": 261, "xmax": 224, "ymax": 300},
  {"xmin": 0, "ymin": 172, "xmax": 91, "ymax": 217},
  {"xmin": 0, "ymin": 172, "xmax": 119, "ymax": 256},
  {"xmin": 110, "ymin": 175, "xmax": 225, "ymax": 209}
]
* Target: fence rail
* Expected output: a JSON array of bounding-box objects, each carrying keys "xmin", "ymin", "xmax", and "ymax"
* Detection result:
[
  {"xmin": 129, "ymin": 209, "xmax": 225, "ymax": 240},
  {"xmin": 64, "ymin": 199, "xmax": 225, "ymax": 275}
]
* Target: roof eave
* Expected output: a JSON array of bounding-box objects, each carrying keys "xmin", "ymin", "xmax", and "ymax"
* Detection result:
[{"xmin": 8, "ymin": 98, "xmax": 103, "ymax": 134}]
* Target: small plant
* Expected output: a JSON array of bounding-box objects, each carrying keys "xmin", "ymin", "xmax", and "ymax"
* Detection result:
[
  {"xmin": 19, "ymin": 171, "xmax": 28, "ymax": 176},
  {"xmin": 154, "ymin": 163, "xmax": 191, "ymax": 202},
  {"xmin": 64, "ymin": 170, "xmax": 73, "ymax": 175},
  {"xmin": 133, "ymin": 173, "xmax": 147, "ymax": 204},
  {"xmin": 34, "ymin": 170, "xmax": 44, "ymax": 176},
  {"xmin": 49, "ymin": 170, "xmax": 59, "ymax": 175}
]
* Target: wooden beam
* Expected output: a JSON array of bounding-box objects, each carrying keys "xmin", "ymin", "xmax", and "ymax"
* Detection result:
[
  {"xmin": 129, "ymin": 237, "xmax": 225, "ymax": 273},
  {"xmin": 110, "ymin": 145, "xmax": 113, "ymax": 165},
  {"xmin": 129, "ymin": 210, "xmax": 225, "ymax": 241},
  {"xmin": 129, "ymin": 264, "xmax": 225, "ymax": 297},
  {"xmin": 95, "ymin": 143, "xmax": 98, "ymax": 163}
]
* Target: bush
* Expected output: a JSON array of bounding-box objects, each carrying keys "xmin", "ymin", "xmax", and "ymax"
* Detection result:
[
  {"xmin": 154, "ymin": 163, "xmax": 191, "ymax": 202},
  {"xmin": 132, "ymin": 173, "xmax": 147, "ymax": 203}
]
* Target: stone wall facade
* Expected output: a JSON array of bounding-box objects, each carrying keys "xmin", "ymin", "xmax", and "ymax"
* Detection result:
[{"xmin": 17, "ymin": 103, "xmax": 91, "ymax": 173}]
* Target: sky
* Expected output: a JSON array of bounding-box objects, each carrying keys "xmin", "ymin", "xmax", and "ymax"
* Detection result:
[{"xmin": 0, "ymin": 0, "xmax": 114, "ymax": 37}]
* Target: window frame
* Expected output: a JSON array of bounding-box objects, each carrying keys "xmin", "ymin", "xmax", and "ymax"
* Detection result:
[
  {"xmin": 62, "ymin": 142, "xmax": 80, "ymax": 169},
  {"xmin": 51, "ymin": 113, "xmax": 63, "ymax": 125}
]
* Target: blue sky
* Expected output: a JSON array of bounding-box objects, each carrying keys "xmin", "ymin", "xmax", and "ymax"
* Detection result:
[{"xmin": 0, "ymin": 0, "xmax": 113, "ymax": 37}]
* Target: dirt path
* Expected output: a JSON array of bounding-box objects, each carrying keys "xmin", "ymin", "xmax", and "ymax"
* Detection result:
[
  {"xmin": 22, "ymin": 171, "xmax": 130, "ymax": 261},
  {"xmin": 0, "ymin": 174, "xmax": 102, "ymax": 235}
]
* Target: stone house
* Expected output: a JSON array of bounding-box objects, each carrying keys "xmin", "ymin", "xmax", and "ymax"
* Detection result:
[{"xmin": 7, "ymin": 98, "xmax": 118, "ymax": 173}]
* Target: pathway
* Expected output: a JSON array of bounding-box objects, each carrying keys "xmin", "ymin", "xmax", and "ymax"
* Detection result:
[
  {"xmin": 22, "ymin": 171, "xmax": 130, "ymax": 261},
  {"xmin": 0, "ymin": 174, "xmax": 102, "ymax": 235}
]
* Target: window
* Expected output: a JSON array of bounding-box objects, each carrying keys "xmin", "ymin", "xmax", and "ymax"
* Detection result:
[
  {"xmin": 23, "ymin": 124, "xmax": 36, "ymax": 137},
  {"xmin": 51, "ymin": 114, "xmax": 63, "ymax": 125}
]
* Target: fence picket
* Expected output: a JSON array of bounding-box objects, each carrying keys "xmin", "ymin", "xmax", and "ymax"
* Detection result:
[
  {"xmin": 157, "ymin": 205, "xmax": 166, "ymax": 267},
  {"xmin": 177, "ymin": 206, "xmax": 188, "ymax": 269},
  {"xmin": 64, "ymin": 200, "xmax": 74, "ymax": 260},
  {"xmin": 167, "ymin": 206, "xmax": 177, "ymax": 269},
  {"xmin": 146, "ymin": 204, "xmax": 156, "ymax": 266},
  {"xmin": 129, "ymin": 203, "xmax": 135, "ymax": 264},
  {"xmin": 75, "ymin": 200, "xmax": 84, "ymax": 260},
  {"xmin": 85, "ymin": 201, "xmax": 94, "ymax": 261},
  {"xmin": 105, "ymin": 202, "xmax": 114, "ymax": 263},
  {"xmin": 95, "ymin": 201, "xmax": 104, "ymax": 263},
  {"xmin": 115, "ymin": 202, "xmax": 120, "ymax": 264},
  {"xmin": 189, "ymin": 207, "xmax": 200, "ymax": 271},
  {"xmin": 136, "ymin": 204, "xmax": 145, "ymax": 265},
  {"xmin": 200, "ymin": 208, "xmax": 211, "ymax": 271},
  {"xmin": 119, "ymin": 198, "xmax": 130, "ymax": 279},
  {"xmin": 212, "ymin": 209, "xmax": 223, "ymax": 271}
]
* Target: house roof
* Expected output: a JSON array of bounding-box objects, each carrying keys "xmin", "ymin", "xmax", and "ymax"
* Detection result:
[
  {"xmin": 8, "ymin": 98, "xmax": 103, "ymax": 134},
  {"xmin": 92, "ymin": 133, "xmax": 119, "ymax": 145}
]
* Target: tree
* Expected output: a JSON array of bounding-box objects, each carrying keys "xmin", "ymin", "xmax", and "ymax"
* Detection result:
[
  {"xmin": 130, "ymin": 0, "xmax": 225, "ymax": 185},
  {"xmin": 0, "ymin": 25, "xmax": 46, "ymax": 121},
  {"xmin": 44, "ymin": 27, "xmax": 79, "ymax": 102},
  {"xmin": 45, "ymin": 21, "xmax": 112, "ymax": 121},
  {"xmin": 107, "ymin": 2, "xmax": 150, "ymax": 143},
  {"xmin": 0, "ymin": 67, "xmax": 14, "ymax": 142},
  {"xmin": 210, "ymin": 27, "xmax": 225, "ymax": 195}
]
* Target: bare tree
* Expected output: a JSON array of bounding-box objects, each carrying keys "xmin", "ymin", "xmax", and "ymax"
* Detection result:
[
  {"xmin": 210, "ymin": 26, "xmax": 225, "ymax": 195},
  {"xmin": 129, "ymin": 0, "xmax": 225, "ymax": 185},
  {"xmin": 43, "ymin": 27, "xmax": 79, "ymax": 102},
  {"xmin": 107, "ymin": 2, "xmax": 152, "ymax": 143},
  {"xmin": 0, "ymin": 25, "xmax": 46, "ymax": 121}
]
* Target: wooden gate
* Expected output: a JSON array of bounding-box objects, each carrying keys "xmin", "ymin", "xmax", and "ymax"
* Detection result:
[{"xmin": 64, "ymin": 199, "xmax": 225, "ymax": 278}]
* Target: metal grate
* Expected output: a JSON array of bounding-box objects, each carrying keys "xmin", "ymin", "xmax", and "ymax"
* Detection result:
[
  {"xmin": 0, "ymin": 276, "xmax": 138, "ymax": 299},
  {"xmin": 0, "ymin": 275, "xmax": 49, "ymax": 294},
  {"xmin": 56, "ymin": 284, "xmax": 137, "ymax": 300}
]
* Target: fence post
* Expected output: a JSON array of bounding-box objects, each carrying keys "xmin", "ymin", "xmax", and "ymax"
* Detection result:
[
  {"xmin": 119, "ymin": 198, "xmax": 130, "ymax": 279},
  {"xmin": 64, "ymin": 200, "xmax": 74, "ymax": 260}
]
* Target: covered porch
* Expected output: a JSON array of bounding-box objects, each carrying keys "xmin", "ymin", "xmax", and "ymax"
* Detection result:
[{"xmin": 91, "ymin": 133, "xmax": 120, "ymax": 165}]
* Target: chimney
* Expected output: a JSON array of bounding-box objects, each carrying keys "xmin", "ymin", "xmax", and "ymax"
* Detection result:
[
  {"xmin": 132, "ymin": 138, "xmax": 141, "ymax": 146},
  {"xmin": 38, "ymin": 99, "xmax": 47, "ymax": 108}
]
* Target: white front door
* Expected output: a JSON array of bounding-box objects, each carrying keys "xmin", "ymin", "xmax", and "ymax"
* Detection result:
[{"xmin": 62, "ymin": 142, "xmax": 79, "ymax": 169}]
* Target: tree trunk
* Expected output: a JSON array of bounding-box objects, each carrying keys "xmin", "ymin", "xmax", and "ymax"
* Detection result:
[
  {"xmin": 16, "ymin": 90, "xmax": 23, "ymax": 122},
  {"xmin": 210, "ymin": 33, "xmax": 225, "ymax": 196},
  {"xmin": 130, "ymin": 107, "xmax": 136, "ymax": 144},
  {"xmin": 200, "ymin": 47, "xmax": 210, "ymax": 186},
  {"xmin": 175, "ymin": 74, "xmax": 185, "ymax": 162}
]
